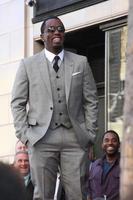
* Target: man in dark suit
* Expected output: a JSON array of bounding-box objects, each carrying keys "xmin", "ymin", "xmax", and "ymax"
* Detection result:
[
  {"xmin": 14, "ymin": 151, "xmax": 34, "ymax": 200},
  {"xmin": 11, "ymin": 16, "xmax": 98, "ymax": 200}
]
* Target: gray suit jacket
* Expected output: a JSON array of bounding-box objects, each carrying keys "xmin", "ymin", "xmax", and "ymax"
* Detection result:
[{"xmin": 11, "ymin": 49, "xmax": 98, "ymax": 149}]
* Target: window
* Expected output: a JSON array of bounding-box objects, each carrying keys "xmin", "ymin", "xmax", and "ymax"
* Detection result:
[{"xmin": 105, "ymin": 26, "xmax": 127, "ymax": 139}]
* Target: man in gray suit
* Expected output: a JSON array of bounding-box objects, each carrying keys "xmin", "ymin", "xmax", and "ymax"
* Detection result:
[{"xmin": 11, "ymin": 16, "xmax": 98, "ymax": 200}]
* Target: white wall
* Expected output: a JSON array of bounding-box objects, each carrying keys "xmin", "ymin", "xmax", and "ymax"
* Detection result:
[{"xmin": 0, "ymin": 0, "xmax": 33, "ymax": 163}]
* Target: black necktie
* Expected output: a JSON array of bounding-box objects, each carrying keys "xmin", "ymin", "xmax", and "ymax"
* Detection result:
[{"xmin": 53, "ymin": 56, "xmax": 60, "ymax": 72}]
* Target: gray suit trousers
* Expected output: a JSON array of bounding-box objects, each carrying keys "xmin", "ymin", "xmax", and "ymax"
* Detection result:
[{"xmin": 28, "ymin": 126, "xmax": 88, "ymax": 200}]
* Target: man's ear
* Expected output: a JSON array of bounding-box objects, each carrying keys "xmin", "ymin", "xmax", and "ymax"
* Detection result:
[{"xmin": 40, "ymin": 34, "xmax": 45, "ymax": 42}]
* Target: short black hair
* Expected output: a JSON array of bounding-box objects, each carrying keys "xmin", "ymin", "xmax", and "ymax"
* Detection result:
[
  {"xmin": 102, "ymin": 130, "xmax": 120, "ymax": 143},
  {"xmin": 0, "ymin": 162, "xmax": 26, "ymax": 200},
  {"xmin": 40, "ymin": 16, "xmax": 64, "ymax": 34}
]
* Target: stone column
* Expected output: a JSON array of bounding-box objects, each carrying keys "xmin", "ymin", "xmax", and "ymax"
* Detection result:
[{"xmin": 120, "ymin": 1, "xmax": 133, "ymax": 199}]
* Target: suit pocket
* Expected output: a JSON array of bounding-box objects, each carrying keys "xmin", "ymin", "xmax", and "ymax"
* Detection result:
[
  {"xmin": 28, "ymin": 117, "xmax": 37, "ymax": 125},
  {"xmin": 71, "ymin": 71, "xmax": 83, "ymax": 95},
  {"xmin": 78, "ymin": 115, "xmax": 84, "ymax": 123},
  {"xmin": 72, "ymin": 73, "xmax": 82, "ymax": 84},
  {"xmin": 72, "ymin": 72, "xmax": 83, "ymax": 77}
]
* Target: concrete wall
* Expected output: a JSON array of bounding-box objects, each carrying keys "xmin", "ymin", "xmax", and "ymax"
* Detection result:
[{"xmin": 0, "ymin": 0, "xmax": 33, "ymax": 163}]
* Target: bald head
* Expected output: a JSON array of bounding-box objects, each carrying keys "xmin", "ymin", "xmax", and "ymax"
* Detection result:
[{"xmin": 15, "ymin": 140, "xmax": 28, "ymax": 153}]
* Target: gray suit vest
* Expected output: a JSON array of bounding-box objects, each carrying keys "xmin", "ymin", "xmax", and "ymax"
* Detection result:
[{"xmin": 47, "ymin": 59, "xmax": 72, "ymax": 129}]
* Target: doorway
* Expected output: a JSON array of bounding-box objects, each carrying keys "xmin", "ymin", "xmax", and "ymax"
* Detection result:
[{"xmin": 64, "ymin": 25, "xmax": 105, "ymax": 157}]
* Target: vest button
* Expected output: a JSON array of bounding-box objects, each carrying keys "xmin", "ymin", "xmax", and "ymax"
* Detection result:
[
  {"xmin": 56, "ymin": 75, "xmax": 60, "ymax": 79},
  {"xmin": 58, "ymin": 100, "xmax": 61, "ymax": 103},
  {"xmin": 59, "ymin": 112, "xmax": 63, "ymax": 116},
  {"xmin": 50, "ymin": 107, "xmax": 53, "ymax": 110},
  {"xmin": 55, "ymin": 123, "xmax": 58, "ymax": 126},
  {"xmin": 57, "ymin": 88, "xmax": 60, "ymax": 91}
]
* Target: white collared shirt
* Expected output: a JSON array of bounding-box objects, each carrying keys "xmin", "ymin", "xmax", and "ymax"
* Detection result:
[
  {"xmin": 24, "ymin": 173, "xmax": 30, "ymax": 187},
  {"xmin": 44, "ymin": 48, "xmax": 64, "ymax": 67}
]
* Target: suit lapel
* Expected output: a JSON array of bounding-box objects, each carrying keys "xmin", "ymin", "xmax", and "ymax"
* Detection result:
[
  {"xmin": 64, "ymin": 51, "xmax": 74, "ymax": 103},
  {"xmin": 37, "ymin": 50, "xmax": 74, "ymax": 103},
  {"xmin": 38, "ymin": 50, "xmax": 53, "ymax": 101}
]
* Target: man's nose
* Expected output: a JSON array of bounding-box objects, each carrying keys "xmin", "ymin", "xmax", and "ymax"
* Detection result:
[
  {"xmin": 54, "ymin": 29, "xmax": 60, "ymax": 33},
  {"xmin": 108, "ymin": 140, "xmax": 113, "ymax": 145},
  {"xmin": 21, "ymin": 161, "xmax": 25, "ymax": 165}
]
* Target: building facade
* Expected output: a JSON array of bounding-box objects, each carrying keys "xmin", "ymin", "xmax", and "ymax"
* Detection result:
[
  {"xmin": 0, "ymin": 0, "xmax": 129, "ymax": 162},
  {"xmin": 0, "ymin": 0, "xmax": 33, "ymax": 162}
]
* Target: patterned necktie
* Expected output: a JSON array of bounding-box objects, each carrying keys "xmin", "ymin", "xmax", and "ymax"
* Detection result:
[{"xmin": 53, "ymin": 56, "xmax": 60, "ymax": 72}]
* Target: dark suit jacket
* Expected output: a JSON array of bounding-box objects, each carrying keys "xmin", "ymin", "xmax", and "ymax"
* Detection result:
[{"xmin": 25, "ymin": 179, "xmax": 34, "ymax": 200}]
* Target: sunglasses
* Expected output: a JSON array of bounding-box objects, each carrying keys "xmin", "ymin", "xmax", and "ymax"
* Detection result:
[{"xmin": 47, "ymin": 26, "xmax": 65, "ymax": 33}]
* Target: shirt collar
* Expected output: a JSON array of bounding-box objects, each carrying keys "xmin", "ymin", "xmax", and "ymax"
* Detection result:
[
  {"xmin": 24, "ymin": 173, "xmax": 30, "ymax": 186},
  {"xmin": 44, "ymin": 48, "xmax": 64, "ymax": 63},
  {"xmin": 99, "ymin": 153, "xmax": 120, "ymax": 165},
  {"xmin": 24, "ymin": 173, "xmax": 30, "ymax": 180}
]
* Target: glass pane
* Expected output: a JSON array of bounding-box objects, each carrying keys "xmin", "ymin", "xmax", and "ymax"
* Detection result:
[{"xmin": 106, "ymin": 26, "xmax": 127, "ymax": 139}]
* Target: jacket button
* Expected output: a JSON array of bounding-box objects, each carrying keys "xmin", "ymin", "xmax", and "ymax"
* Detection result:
[{"xmin": 50, "ymin": 107, "xmax": 53, "ymax": 110}]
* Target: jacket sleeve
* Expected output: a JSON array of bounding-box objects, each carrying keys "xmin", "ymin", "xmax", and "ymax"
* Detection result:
[
  {"xmin": 11, "ymin": 59, "xmax": 29, "ymax": 144},
  {"xmin": 83, "ymin": 57, "xmax": 98, "ymax": 143}
]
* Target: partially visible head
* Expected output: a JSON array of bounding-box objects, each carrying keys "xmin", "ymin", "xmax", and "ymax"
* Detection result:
[
  {"xmin": 40, "ymin": 16, "xmax": 65, "ymax": 54},
  {"xmin": 102, "ymin": 130, "xmax": 120, "ymax": 156},
  {"xmin": 15, "ymin": 140, "xmax": 28, "ymax": 152},
  {"xmin": 0, "ymin": 162, "xmax": 26, "ymax": 200},
  {"xmin": 14, "ymin": 151, "xmax": 30, "ymax": 177}
]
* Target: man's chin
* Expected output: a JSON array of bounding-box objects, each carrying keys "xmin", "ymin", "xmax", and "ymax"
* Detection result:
[
  {"xmin": 106, "ymin": 150, "xmax": 117, "ymax": 156},
  {"xmin": 20, "ymin": 171, "xmax": 28, "ymax": 176},
  {"xmin": 53, "ymin": 44, "xmax": 62, "ymax": 48},
  {"xmin": 53, "ymin": 45, "xmax": 63, "ymax": 53}
]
